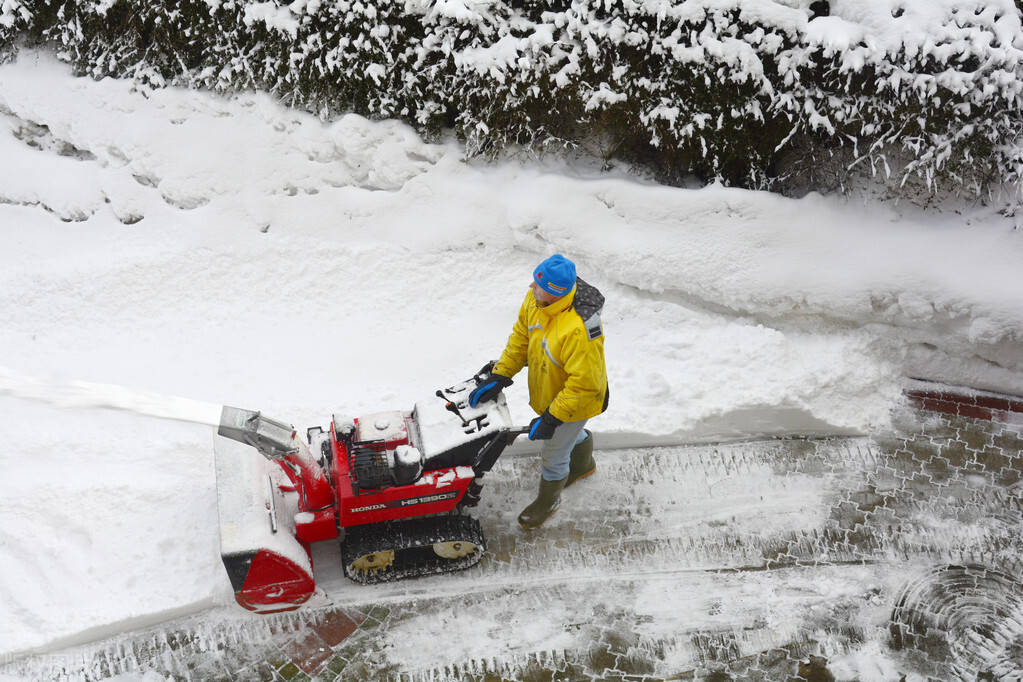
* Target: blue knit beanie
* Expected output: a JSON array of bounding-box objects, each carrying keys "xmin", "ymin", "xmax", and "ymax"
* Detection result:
[{"xmin": 533, "ymin": 254, "xmax": 577, "ymax": 297}]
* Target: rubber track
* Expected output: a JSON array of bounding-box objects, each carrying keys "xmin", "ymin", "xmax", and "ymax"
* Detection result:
[{"xmin": 341, "ymin": 514, "xmax": 486, "ymax": 584}]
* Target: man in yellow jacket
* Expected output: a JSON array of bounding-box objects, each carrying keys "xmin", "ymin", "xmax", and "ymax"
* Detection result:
[{"xmin": 468, "ymin": 254, "xmax": 608, "ymax": 530}]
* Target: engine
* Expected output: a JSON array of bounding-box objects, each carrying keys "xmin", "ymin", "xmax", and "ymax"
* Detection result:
[{"xmin": 339, "ymin": 410, "xmax": 425, "ymax": 492}]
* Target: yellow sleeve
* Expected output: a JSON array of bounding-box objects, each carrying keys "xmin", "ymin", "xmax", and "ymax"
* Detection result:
[
  {"xmin": 548, "ymin": 325, "xmax": 606, "ymax": 422},
  {"xmin": 492, "ymin": 293, "xmax": 530, "ymax": 379}
]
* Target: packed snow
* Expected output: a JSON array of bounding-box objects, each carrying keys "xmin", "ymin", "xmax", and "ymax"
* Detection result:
[{"xmin": 0, "ymin": 49, "xmax": 1021, "ymax": 663}]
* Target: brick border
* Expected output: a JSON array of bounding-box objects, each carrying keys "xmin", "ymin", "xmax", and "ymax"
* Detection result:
[{"xmin": 907, "ymin": 388, "xmax": 1023, "ymax": 424}]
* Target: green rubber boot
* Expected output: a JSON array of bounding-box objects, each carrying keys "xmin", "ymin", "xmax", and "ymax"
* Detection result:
[
  {"xmin": 565, "ymin": 430, "xmax": 595, "ymax": 488},
  {"xmin": 518, "ymin": 476, "xmax": 567, "ymax": 530}
]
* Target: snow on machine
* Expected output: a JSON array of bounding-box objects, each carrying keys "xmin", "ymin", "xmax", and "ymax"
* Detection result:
[{"xmin": 213, "ymin": 364, "xmax": 526, "ymax": 613}]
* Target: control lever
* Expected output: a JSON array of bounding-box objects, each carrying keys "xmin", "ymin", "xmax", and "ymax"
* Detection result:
[{"xmin": 436, "ymin": 389, "xmax": 470, "ymax": 427}]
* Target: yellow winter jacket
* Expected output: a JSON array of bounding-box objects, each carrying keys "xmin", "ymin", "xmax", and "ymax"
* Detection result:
[{"xmin": 493, "ymin": 278, "xmax": 608, "ymax": 423}]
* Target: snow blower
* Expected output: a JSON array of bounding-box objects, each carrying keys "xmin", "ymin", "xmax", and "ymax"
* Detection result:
[{"xmin": 213, "ymin": 364, "xmax": 526, "ymax": 613}]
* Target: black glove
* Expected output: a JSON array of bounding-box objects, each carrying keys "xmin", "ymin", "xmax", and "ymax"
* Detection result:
[
  {"xmin": 528, "ymin": 410, "xmax": 563, "ymax": 440},
  {"xmin": 468, "ymin": 373, "xmax": 512, "ymax": 408}
]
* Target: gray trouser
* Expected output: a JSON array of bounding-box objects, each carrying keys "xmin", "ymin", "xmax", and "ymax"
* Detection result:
[{"xmin": 540, "ymin": 419, "xmax": 590, "ymax": 481}]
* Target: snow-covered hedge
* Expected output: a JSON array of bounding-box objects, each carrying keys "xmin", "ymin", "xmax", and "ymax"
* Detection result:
[
  {"xmin": 0, "ymin": 0, "xmax": 32, "ymax": 55},
  {"xmin": 5, "ymin": 0, "xmax": 1023, "ymax": 200}
]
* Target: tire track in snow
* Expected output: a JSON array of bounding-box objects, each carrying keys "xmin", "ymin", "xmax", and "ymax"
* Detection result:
[{"xmin": 297, "ymin": 438, "xmax": 878, "ymax": 607}]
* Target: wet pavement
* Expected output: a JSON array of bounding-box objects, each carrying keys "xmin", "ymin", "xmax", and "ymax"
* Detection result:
[{"xmin": 4, "ymin": 384, "xmax": 1023, "ymax": 681}]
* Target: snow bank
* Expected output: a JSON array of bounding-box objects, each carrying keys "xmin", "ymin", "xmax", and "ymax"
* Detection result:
[
  {"xmin": 0, "ymin": 401, "xmax": 224, "ymax": 656},
  {"xmin": 0, "ymin": 51, "xmax": 1020, "ymax": 658}
]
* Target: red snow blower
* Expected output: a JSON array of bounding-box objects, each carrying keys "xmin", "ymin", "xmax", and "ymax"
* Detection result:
[{"xmin": 213, "ymin": 364, "xmax": 526, "ymax": 613}]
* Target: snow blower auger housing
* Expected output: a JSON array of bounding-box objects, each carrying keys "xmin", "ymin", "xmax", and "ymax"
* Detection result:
[{"xmin": 213, "ymin": 366, "xmax": 525, "ymax": 613}]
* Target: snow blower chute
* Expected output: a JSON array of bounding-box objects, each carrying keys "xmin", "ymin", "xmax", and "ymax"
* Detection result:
[{"xmin": 213, "ymin": 365, "xmax": 526, "ymax": 613}]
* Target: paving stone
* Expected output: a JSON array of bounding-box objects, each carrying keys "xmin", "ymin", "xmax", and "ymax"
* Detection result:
[
  {"xmin": 331, "ymin": 643, "xmax": 364, "ymax": 666},
  {"xmin": 264, "ymin": 650, "xmax": 292, "ymax": 671},
  {"xmin": 324, "ymin": 653, "xmax": 349, "ymax": 676},
  {"xmin": 251, "ymin": 662, "xmax": 281, "ymax": 681},
  {"xmin": 366, "ymin": 605, "xmax": 391, "ymax": 623},
  {"xmin": 993, "ymin": 410, "xmax": 1023, "ymax": 427},
  {"xmin": 993, "ymin": 430, "xmax": 1023, "ymax": 454},
  {"xmin": 359, "ymin": 616, "xmax": 383, "ymax": 631},
  {"xmin": 277, "ymin": 661, "xmax": 302, "ymax": 680},
  {"xmin": 310, "ymin": 668, "xmax": 340, "ymax": 682},
  {"xmin": 975, "ymin": 446, "xmax": 1013, "ymax": 474},
  {"xmin": 793, "ymin": 654, "xmax": 835, "ymax": 681},
  {"xmin": 960, "ymin": 426, "xmax": 993, "ymax": 451},
  {"xmin": 281, "ymin": 629, "xmax": 333, "ymax": 676},
  {"xmin": 310, "ymin": 610, "xmax": 360, "ymax": 648}
]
